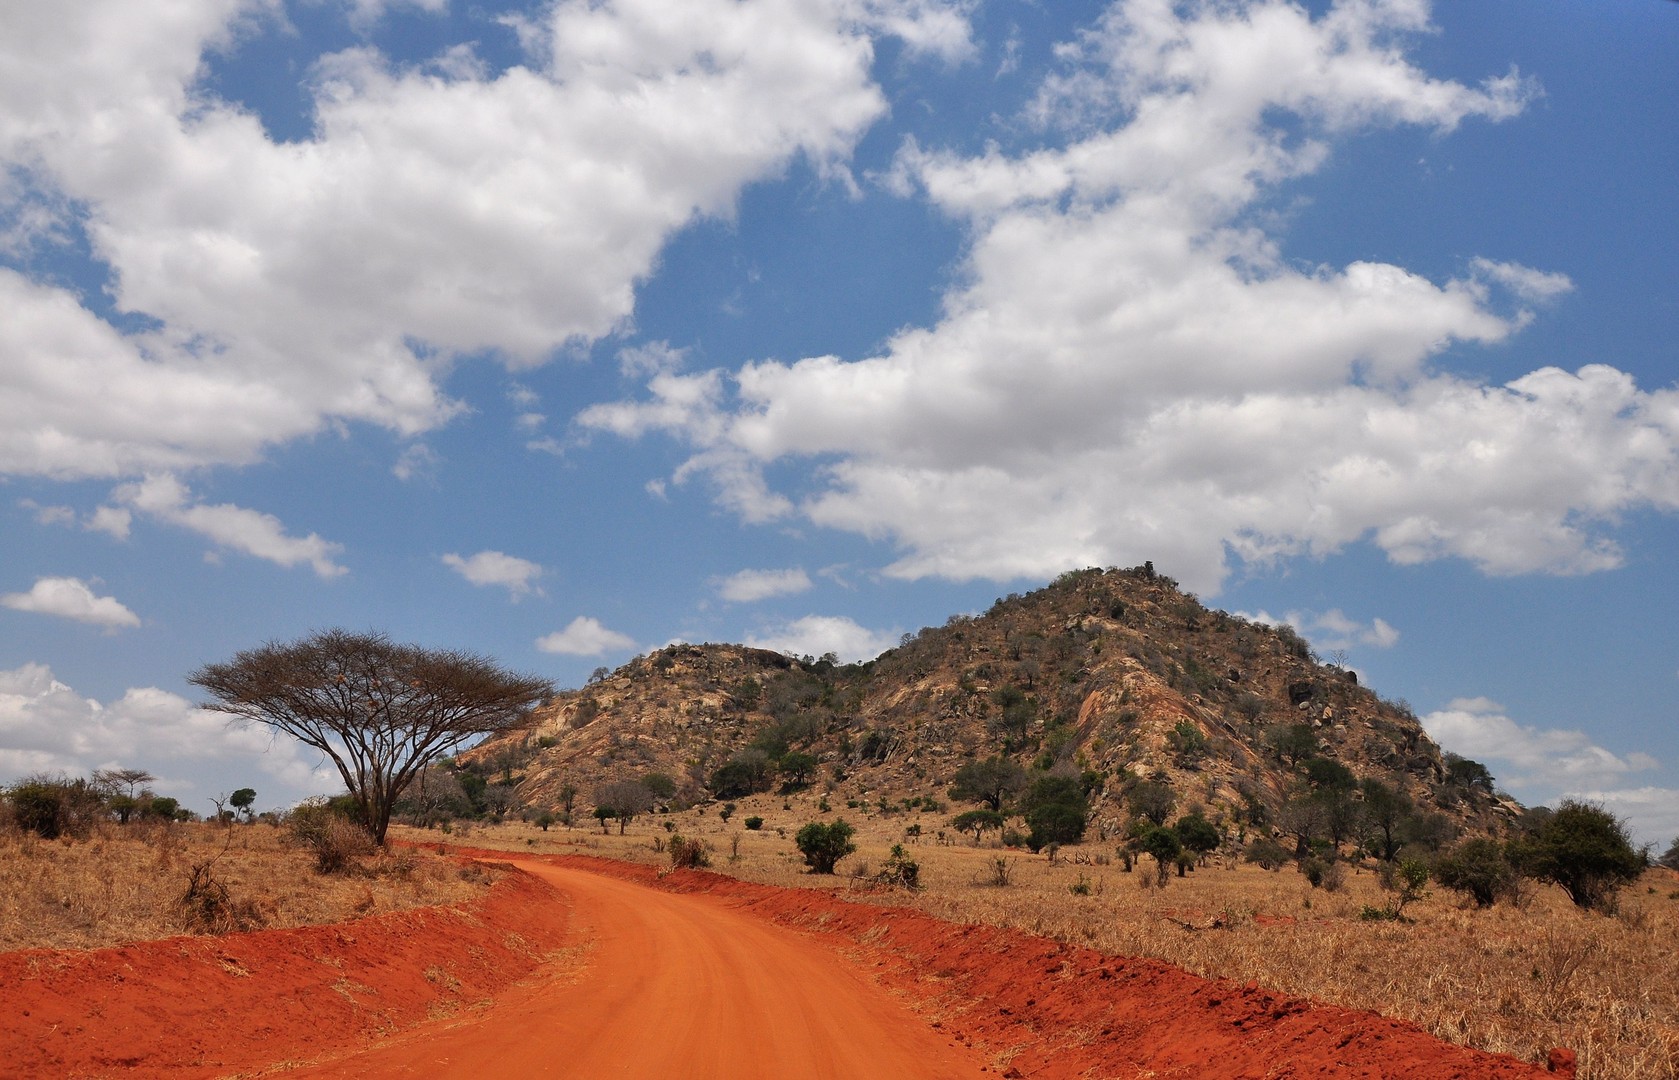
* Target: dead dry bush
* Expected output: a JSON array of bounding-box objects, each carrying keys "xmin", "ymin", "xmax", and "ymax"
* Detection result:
[
  {"xmin": 284, "ymin": 799, "xmax": 377, "ymax": 873},
  {"xmin": 430, "ymin": 803, "xmax": 1679, "ymax": 1080},
  {"xmin": 178, "ymin": 855, "xmax": 268, "ymax": 935},
  {"xmin": 0, "ymin": 822, "xmax": 491, "ymax": 951}
]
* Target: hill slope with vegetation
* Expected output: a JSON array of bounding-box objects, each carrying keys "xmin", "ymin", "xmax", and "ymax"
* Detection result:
[{"xmin": 459, "ymin": 565, "xmax": 1516, "ymax": 861}]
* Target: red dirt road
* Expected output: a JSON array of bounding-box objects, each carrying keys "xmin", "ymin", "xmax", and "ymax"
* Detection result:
[
  {"xmin": 288, "ymin": 859, "xmax": 990, "ymax": 1078},
  {"xmin": 0, "ymin": 852, "xmax": 1562, "ymax": 1079}
]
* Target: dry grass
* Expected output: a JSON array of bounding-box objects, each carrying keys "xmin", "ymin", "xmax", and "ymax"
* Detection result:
[
  {"xmin": 0, "ymin": 820, "xmax": 492, "ymax": 951},
  {"xmin": 431, "ymin": 795, "xmax": 1679, "ymax": 1080}
]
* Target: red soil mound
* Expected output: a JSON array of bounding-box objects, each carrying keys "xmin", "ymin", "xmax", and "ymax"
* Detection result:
[{"xmin": 0, "ymin": 862, "xmax": 570, "ymax": 1079}]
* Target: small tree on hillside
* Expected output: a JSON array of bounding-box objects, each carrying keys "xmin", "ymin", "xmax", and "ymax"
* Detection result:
[
  {"xmin": 593, "ymin": 780, "xmax": 654, "ymax": 834},
  {"xmin": 948, "ymin": 756, "xmax": 1027, "ymax": 813},
  {"xmin": 1022, "ymin": 773, "xmax": 1089, "ymax": 850},
  {"xmin": 1127, "ymin": 780, "xmax": 1176, "ymax": 827},
  {"xmin": 795, "ymin": 819, "xmax": 856, "ymax": 874},
  {"xmin": 1278, "ymin": 792, "xmax": 1326, "ymax": 858},
  {"xmin": 1266, "ymin": 724, "xmax": 1317, "ymax": 768},
  {"xmin": 1358, "ymin": 778, "xmax": 1412, "ymax": 861},
  {"xmin": 988, "ymin": 687, "xmax": 1037, "ymax": 746},
  {"xmin": 1141, "ymin": 826, "xmax": 1182, "ymax": 886},
  {"xmin": 779, "ymin": 751, "xmax": 818, "ymax": 791},
  {"xmin": 952, "ymin": 808, "xmax": 1006, "ymax": 845},
  {"xmin": 640, "ymin": 772, "xmax": 677, "ymax": 802},
  {"xmin": 1175, "ymin": 812, "xmax": 1221, "ymax": 865},
  {"xmin": 1659, "ymin": 837, "xmax": 1679, "ymax": 872},
  {"xmin": 1442, "ymin": 752, "xmax": 1496, "ymax": 794},
  {"xmin": 190, "ymin": 629, "xmax": 553, "ymax": 845},
  {"xmin": 229, "ymin": 788, "xmax": 257, "ymax": 822}
]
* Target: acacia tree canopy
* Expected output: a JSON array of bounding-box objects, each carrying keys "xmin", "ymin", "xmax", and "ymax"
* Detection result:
[
  {"xmin": 948, "ymin": 756, "xmax": 1027, "ymax": 812},
  {"xmin": 190, "ymin": 629, "xmax": 553, "ymax": 845}
]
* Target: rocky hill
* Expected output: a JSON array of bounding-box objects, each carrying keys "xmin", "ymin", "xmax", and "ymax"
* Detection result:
[{"xmin": 464, "ymin": 565, "xmax": 1517, "ymax": 845}]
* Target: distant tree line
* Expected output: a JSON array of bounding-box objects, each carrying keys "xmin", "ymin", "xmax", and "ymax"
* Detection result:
[{"xmin": 0, "ymin": 768, "xmax": 267, "ymax": 839}]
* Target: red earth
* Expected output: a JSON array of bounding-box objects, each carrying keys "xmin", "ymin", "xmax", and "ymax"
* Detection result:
[{"xmin": 1, "ymin": 850, "xmax": 1571, "ymax": 1079}]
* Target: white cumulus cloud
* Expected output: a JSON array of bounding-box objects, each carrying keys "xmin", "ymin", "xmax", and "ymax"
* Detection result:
[
  {"xmin": 1421, "ymin": 696, "xmax": 1659, "ymax": 792},
  {"xmin": 1239, "ymin": 608, "xmax": 1399, "ymax": 653},
  {"xmin": 0, "ymin": 0, "xmax": 972, "ymax": 481},
  {"xmin": 110, "ymin": 474, "xmax": 347, "ymax": 578},
  {"xmin": 536, "ymin": 616, "xmax": 637, "ymax": 656},
  {"xmin": 1, "ymin": 577, "xmax": 141, "ymax": 630},
  {"xmin": 585, "ymin": 0, "xmax": 1679, "ymax": 596},
  {"xmin": 0, "ymin": 662, "xmax": 333, "ymax": 797},
  {"xmin": 746, "ymin": 614, "xmax": 898, "ymax": 663},
  {"xmin": 716, "ymin": 567, "xmax": 814, "ymax": 603},
  {"xmin": 441, "ymin": 550, "xmax": 545, "ymax": 600}
]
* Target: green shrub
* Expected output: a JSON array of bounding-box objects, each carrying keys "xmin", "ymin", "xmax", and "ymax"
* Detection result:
[
  {"xmin": 1511, "ymin": 799, "xmax": 1645, "ymax": 911},
  {"xmin": 794, "ymin": 819, "xmax": 856, "ymax": 874},
  {"xmin": 1367, "ymin": 857, "xmax": 1429, "ymax": 920},
  {"xmin": 1244, "ymin": 837, "xmax": 1290, "ymax": 870},
  {"xmin": 1433, "ymin": 838, "xmax": 1520, "ymax": 907},
  {"xmin": 6, "ymin": 773, "xmax": 105, "ymax": 840},
  {"xmin": 743, "ymin": 815, "xmax": 764, "ymax": 831}
]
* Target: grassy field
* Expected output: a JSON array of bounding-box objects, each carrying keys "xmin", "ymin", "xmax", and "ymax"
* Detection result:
[
  {"xmin": 0, "ymin": 820, "xmax": 491, "ymax": 951},
  {"xmin": 425, "ymin": 793, "xmax": 1679, "ymax": 1080}
]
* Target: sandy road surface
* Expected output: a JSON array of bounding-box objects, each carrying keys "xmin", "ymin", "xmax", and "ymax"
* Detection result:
[{"xmin": 288, "ymin": 860, "xmax": 992, "ymax": 1079}]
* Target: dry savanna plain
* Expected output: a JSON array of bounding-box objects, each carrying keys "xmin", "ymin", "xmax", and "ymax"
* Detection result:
[{"xmin": 2, "ymin": 801, "xmax": 1675, "ymax": 1079}]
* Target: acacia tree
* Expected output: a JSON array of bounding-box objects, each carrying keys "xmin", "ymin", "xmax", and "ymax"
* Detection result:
[
  {"xmin": 94, "ymin": 767, "xmax": 156, "ymax": 825},
  {"xmin": 948, "ymin": 756, "xmax": 1027, "ymax": 812},
  {"xmin": 593, "ymin": 780, "xmax": 654, "ymax": 834},
  {"xmin": 190, "ymin": 629, "xmax": 553, "ymax": 845}
]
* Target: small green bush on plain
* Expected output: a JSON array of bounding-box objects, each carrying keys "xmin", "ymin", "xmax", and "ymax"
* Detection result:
[
  {"xmin": 1511, "ymin": 799, "xmax": 1646, "ymax": 912},
  {"xmin": 795, "ymin": 819, "xmax": 856, "ymax": 874},
  {"xmin": 1433, "ymin": 838, "xmax": 1520, "ymax": 907}
]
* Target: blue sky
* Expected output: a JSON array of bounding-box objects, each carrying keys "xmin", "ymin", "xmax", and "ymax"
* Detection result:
[{"xmin": 1, "ymin": 0, "xmax": 1674, "ymax": 846}]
